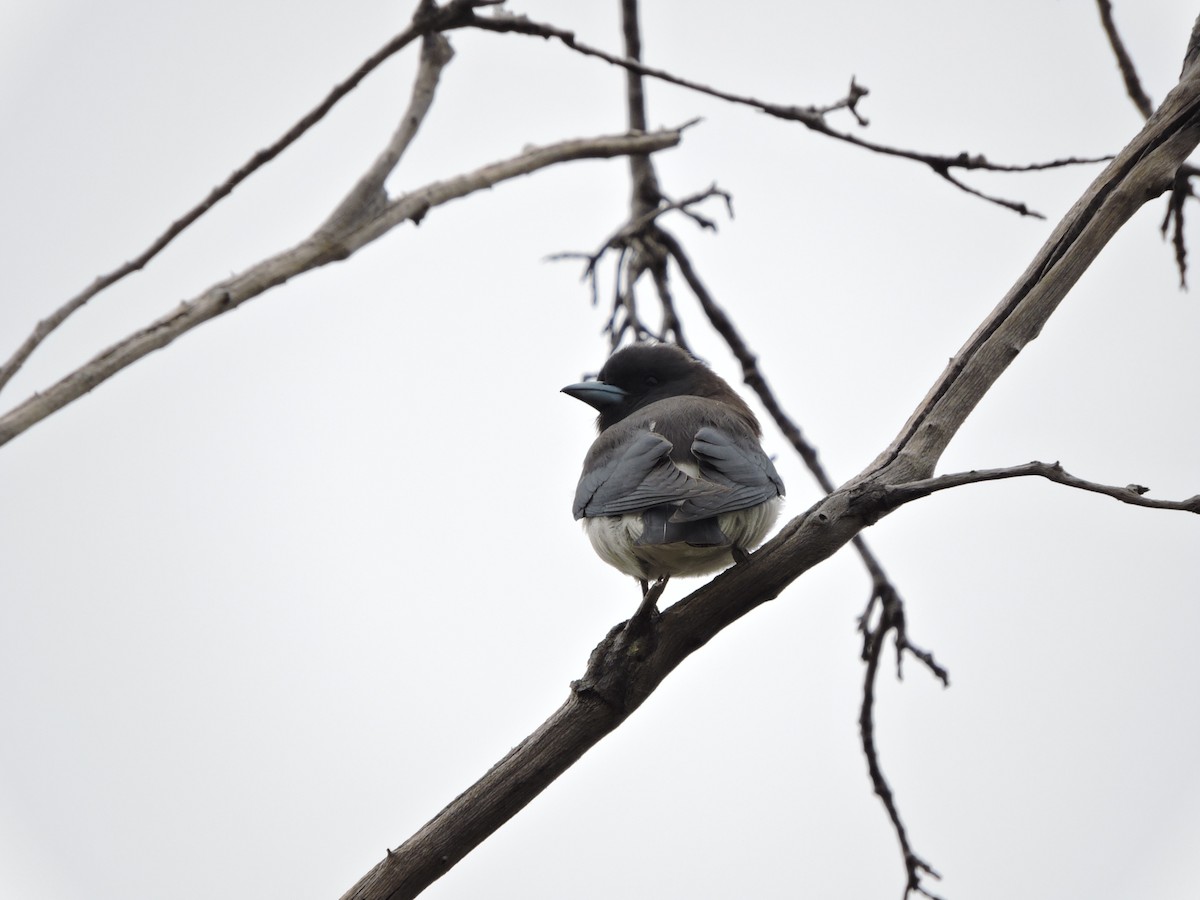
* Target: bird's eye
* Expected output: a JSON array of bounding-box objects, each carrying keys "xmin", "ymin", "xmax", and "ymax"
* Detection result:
[{"xmin": 645, "ymin": 375, "xmax": 659, "ymax": 387}]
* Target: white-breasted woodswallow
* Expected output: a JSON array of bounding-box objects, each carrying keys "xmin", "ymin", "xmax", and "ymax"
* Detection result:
[{"xmin": 563, "ymin": 343, "xmax": 784, "ymax": 591}]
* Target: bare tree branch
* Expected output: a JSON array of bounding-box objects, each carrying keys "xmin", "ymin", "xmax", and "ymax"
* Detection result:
[
  {"xmin": 659, "ymin": 225, "xmax": 907, "ymax": 596},
  {"xmin": 465, "ymin": 7, "xmax": 1110, "ymax": 216},
  {"xmin": 0, "ymin": 0, "xmax": 508, "ymax": 398},
  {"xmin": 596, "ymin": 0, "xmax": 686, "ymax": 352},
  {"xmin": 1161, "ymin": 167, "xmax": 1194, "ymax": 285},
  {"xmin": 864, "ymin": 61, "xmax": 1200, "ymax": 485},
  {"xmin": 658, "ymin": 225, "xmax": 946, "ymax": 898},
  {"xmin": 540, "ymin": 11, "xmax": 1200, "ymax": 885},
  {"xmin": 860, "ymin": 585, "xmax": 946, "ymax": 900},
  {"xmin": 321, "ymin": 34, "xmax": 455, "ymax": 234},
  {"xmin": 544, "ymin": 181, "xmax": 725, "ymax": 301},
  {"xmin": 0, "ymin": 128, "xmax": 680, "ymax": 448},
  {"xmin": 878, "ymin": 460, "xmax": 1200, "ymax": 514},
  {"xmin": 338, "ymin": 39, "xmax": 1200, "ymax": 900},
  {"xmin": 1096, "ymin": 0, "xmax": 1155, "ymax": 118},
  {"xmin": 562, "ymin": 193, "xmax": 931, "ymax": 708},
  {"xmin": 1095, "ymin": 2, "xmax": 1200, "ymax": 286},
  {"xmin": 618, "ymin": 0, "xmax": 661, "ymax": 216}
]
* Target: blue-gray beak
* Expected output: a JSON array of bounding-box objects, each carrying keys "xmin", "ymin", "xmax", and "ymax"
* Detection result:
[{"xmin": 561, "ymin": 381, "xmax": 628, "ymax": 411}]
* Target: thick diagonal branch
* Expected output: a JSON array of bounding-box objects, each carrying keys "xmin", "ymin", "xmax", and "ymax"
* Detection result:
[
  {"xmin": 866, "ymin": 56, "xmax": 1200, "ymax": 484},
  {"xmin": 338, "ymin": 40, "xmax": 1200, "ymax": 900}
]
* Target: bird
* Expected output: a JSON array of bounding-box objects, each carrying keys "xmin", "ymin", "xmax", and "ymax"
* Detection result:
[{"xmin": 562, "ymin": 342, "xmax": 784, "ymax": 603}]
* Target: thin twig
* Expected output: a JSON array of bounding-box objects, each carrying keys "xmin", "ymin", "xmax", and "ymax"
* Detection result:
[
  {"xmin": 1096, "ymin": 0, "xmax": 1155, "ymax": 118},
  {"xmin": 663, "ymin": 224, "xmax": 929, "ymax": 671},
  {"xmin": 657, "ymin": 228, "xmax": 840, "ymax": 488},
  {"xmin": 0, "ymin": 0, "xmax": 499, "ymax": 396},
  {"xmin": 466, "ymin": 8, "xmax": 1109, "ymax": 216},
  {"xmin": 859, "ymin": 587, "xmax": 946, "ymax": 900},
  {"xmin": 607, "ymin": 0, "xmax": 667, "ymax": 351},
  {"xmin": 1096, "ymin": 1, "xmax": 1196, "ymax": 286},
  {"xmin": 878, "ymin": 460, "xmax": 1200, "ymax": 514},
  {"xmin": 619, "ymin": 0, "xmax": 661, "ymax": 217},
  {"xmin": 1161, "ymin": 168, "xmax": 1194, "ymax": 286},
  {"xmin": 544, "ymin": 184, "xmax": 731, "ymax": 308},
  {"xmin": 663, "ymin": 224, "xmax": 948, "ymax": 899}
]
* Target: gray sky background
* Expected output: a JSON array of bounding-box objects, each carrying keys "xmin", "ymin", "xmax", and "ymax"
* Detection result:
[{"xmin": 2, "ymin": 2, "xmax": 1198, "ymax": 899}]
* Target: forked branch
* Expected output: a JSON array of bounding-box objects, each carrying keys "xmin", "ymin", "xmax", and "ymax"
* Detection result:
[
  {"xmin": 0, "ymin": 0, "xmax": 505, "ymax": 397},
  {"xmin": 0, "ymin": 126, "xmax": 681, "ymax": 448},
  {"xmin": 339, "ymin": 32, "xmax": 1200, "ymax": 900},
  {"xmin": 860, "ymin": 584, "xmax": 947, "ymax": 900},
  {"xmin": 1095, "ymin": 0, "xmax": 1198, "ymax": 285},
  {"xmin": 1097, "ymin": 0, "xmax": 1155, "ymax": 118},
  {"xmin": 466, "ymin": 7, "xmax": 1109, "ymax": 216}
]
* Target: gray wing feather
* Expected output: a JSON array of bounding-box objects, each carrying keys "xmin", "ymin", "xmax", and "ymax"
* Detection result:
[
  {"xmin": 672, "ymin": 426, "xmax": 785, "ymax": 521},
  {"xmin": 573, "ymin": 431, "xmax": 725, "ymax": 519}
]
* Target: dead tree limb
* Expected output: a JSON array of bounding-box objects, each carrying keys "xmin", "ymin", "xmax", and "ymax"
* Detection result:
[
  {"xmin": 0, "ymin": 111, "xmax": 680, "ymax": 448},
  {"xmin": 337, "ymin": 15, "xmax": 1200, "ymax": 900}
]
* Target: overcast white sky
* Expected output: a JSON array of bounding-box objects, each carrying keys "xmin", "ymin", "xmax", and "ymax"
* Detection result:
[{"xmin": 2, "ymin": 2, "xmax": 1198, "ymax": 899}]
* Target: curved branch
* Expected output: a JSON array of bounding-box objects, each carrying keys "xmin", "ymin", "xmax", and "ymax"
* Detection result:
[
  {"xmin": 321, "ymin": 33, "xmax": 456, "ymax": 234},
  {"xmin": 880, "ymin": 460, "xmax": 1200, "ymax": 514},
  {"xmin": 0, "ymin": 128, "xmax": 681, "ymax": 448},
  {"xmin": 465, "ymin": 8, "xmax": 1109, "ymax": 215},
  {"xmin": 0, "ymin": 0, "xmax": 501, "ymax": 397}
]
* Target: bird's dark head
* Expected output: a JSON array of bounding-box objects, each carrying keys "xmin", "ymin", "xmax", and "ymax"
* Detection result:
[{"xmin": 562, "ymin": 342, "xmax": 756, "ymax": 433}]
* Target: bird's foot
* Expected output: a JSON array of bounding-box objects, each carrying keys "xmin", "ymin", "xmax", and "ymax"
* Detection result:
[{"xmin": 626, "ymin": 576, "xmax": 668, "ymax": 635}]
